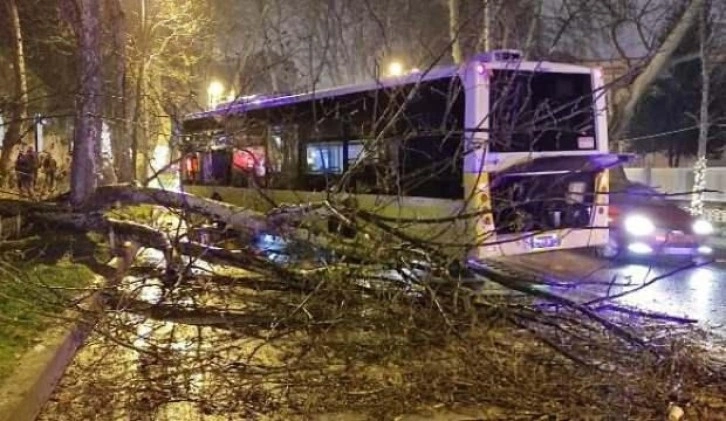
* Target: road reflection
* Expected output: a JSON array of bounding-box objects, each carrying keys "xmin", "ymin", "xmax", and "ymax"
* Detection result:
[{"xmin": 611, "ymin": 263, "xmax": 721, "ymax": 327}]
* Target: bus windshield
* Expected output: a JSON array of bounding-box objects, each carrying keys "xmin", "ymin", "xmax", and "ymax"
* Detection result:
[{"xmin": 489, "ymin": 70, "xmax": 596, "ymax": 153}]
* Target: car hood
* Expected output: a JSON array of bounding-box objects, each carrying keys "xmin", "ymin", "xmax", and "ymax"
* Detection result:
[{"xmin": 618, "ymin": 203, "xmax": 696, "ymax": 233}]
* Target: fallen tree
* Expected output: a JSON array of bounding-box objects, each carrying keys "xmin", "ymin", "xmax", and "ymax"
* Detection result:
[{"xmin": 1, "ymin": 184, "xmax": 723, "ymax": 419}]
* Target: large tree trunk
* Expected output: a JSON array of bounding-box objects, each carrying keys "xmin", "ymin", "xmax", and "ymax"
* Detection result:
[
  {"xmin": 130, "ymin": 0, "xmax": 148, "ymax": 183},
  {"xmin": 610, "ymin": 0, "xmax": 705, "ymax": 141},
  {"xmin": 69, "ymin": 0, "xmax": 103, "ymax": 208},
  {"xmin": 0, "ymin": 0, "xmax": 29, "ymax": 186},
  {"xmin": 107, "ymin": 0, "xmax": 134, "ymax": 183},
  {"xmin": 448, "ymin": 0, "xmax": 463, "ymax": 64},
  {"xmin": 477, "ymin": 0, "xmax": 491, "ymax": 52},
  {"xmin": 523, "ymin": 0, "xmax": 542, "ymax": 59}
]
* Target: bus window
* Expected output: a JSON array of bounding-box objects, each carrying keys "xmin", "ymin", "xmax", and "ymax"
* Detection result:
[
  {"xmin": 489, "ymin": 70, "xmax": 595, "ymax": 153},
  {"xmin": 231, "ymin": 147, "xmax": 265, "ymax": 187},
  {"xmin": 183, "ymin": 153, "xmax": 200, "ymax": 184},
  {"xmin": 492, "ymin": 172, "xmax": 595, "ymax": 233},
  {"xmin": 347, "ymin": 141, "xmax": 365, "ymax": 166},
  {"xmin": 399, "ymin": 135, "xmax": 463, "ymax": 199},
  {"xmin": 267, "ymin": 132, "xmax": 284, "ymax": 173},
  {"xmin": 202, "ymin": 150, "xmax": 231, "ymax": 185},
  {"xmin": 305, "ymin": 142, "xmax": 344, "ymax": 174}
]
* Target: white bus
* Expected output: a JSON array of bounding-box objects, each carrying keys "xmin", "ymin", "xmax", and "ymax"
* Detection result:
[{"xmin": 180, "ymin": 50, "xmax": 623, "ymax": 259}]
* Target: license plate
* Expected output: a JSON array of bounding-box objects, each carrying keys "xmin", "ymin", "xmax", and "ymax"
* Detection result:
[{"xmin": 529, "ymin": 233, "xmax": 561, "ymax": 249}]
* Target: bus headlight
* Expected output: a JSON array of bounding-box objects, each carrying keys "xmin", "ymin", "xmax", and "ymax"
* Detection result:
[
  {"xmin": 693, "ymin": 219, "xmax": 714, "ymax": 236},
  {"xmin": 624, "ymin": 215, "xmax": 655, "ymax": 237}
]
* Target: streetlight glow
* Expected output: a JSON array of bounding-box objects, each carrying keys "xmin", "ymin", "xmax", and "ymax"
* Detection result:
[
  {"xmin": 207, "ymin": 81, "xmax": 224, "ymax": 107},
  {"xmin": 387, "ymin": 61, "xmax": 404, "ymax": 77}
]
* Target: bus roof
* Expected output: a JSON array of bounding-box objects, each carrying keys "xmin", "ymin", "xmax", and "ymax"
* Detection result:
[
  {"xmin": 187, "ymin": 64, "xmax": 459, "ymax": 121},
  {"xmin": 186, "ymin": 56, "xmax": 596, "ymax": 122}
]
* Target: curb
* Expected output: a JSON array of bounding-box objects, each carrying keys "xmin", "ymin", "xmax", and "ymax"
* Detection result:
[
  {"xmin": 0, "ymin": 318, "xmax": 93, "ymax": 421},
  {"xmin": 0, "ymin": 244, "xmax": 136, "ymax": 421}
]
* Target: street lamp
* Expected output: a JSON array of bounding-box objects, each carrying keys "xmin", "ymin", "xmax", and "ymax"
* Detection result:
[
  {"xmin": 387, "ymin": 61, "xmax": 404, "ymax": 77},
  {"xmin": 207, "ymin": 81, "xmax": 224, "ymax": 108}
]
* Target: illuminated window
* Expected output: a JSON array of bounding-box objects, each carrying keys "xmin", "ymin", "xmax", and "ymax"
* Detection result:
[
  {"xmin": 306, "ymin": 142, "xmax": 343, "ymax": 174},
  {"xmin": 347, "ymin": 141, "xmax": 366, "ymax": 165},
  {"xmin": 233, "ymin": 147, "xmax": 266, "ymax": 177}
]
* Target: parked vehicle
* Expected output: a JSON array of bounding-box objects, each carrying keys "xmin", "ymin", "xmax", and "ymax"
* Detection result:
[
  {"xmin": 601, "ymin": 178, "xmax": 714, "ymax": 260},
  {"xmin": 180, "ymin": 50, "xmax": 614, "ymax": 260}
]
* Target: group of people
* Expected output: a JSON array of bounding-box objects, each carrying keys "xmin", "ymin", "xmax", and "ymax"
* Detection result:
[{"xmin": 14, "ymin": 146, "xmax": 58, "ymax": 197}]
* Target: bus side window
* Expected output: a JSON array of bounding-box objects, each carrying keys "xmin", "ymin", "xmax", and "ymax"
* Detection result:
[
  {"xmin": 230, "ymin": 147, "xmax": 265, "ymax": 188},
  {"xmin": 205, "ymin": 150, "xmax": 231, "ymax": 186},
  {"xmin": 183, "ymin": 154, "xmax": 200, "ymax": 184},
  {"xmin": 398, "ymin": 136, "xmax": 463, "ymax": 199},
  {"xmin": 305, "ymin": 142, "xmax": 344, "ymax": 175},
  {"xmin": 299, "ymin": 141, "xmax": 344, "ymax": 192},
  {"xmin": 345, "ymin": 140, "xmax": 372, "ymax": 193}
]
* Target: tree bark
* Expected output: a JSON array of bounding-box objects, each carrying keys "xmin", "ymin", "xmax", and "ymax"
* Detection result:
[
  {"xmin": 691, "ymin": 2, "xmax": 710, "ymax": 215},
  {"xmin": 523, "ymin": 0, "xmax": 542, "ymax": 59},
  {"xmin": 84, "ymin": 185, "xmax": 277, "ymax": 234},
  {"xmin": 107, "ymin": 0, "xmax": 134, "ymax": 183},
  {"xmin": 610, "ymin": 0, "xmax": 705, "ymax": 141},
  {"xmin": 448, "ymin": 0, "xmax": 463, "ymax": 64},
  {"xmin": 477, "ymin": 0, "xmax": 491, "ymax": 52},
  {"xmin": 70, "ymin": 0, "xmax": 103, "ymax": 208},
  {"xmin": 0, "ymin": 0, "xmax": 29, "ymax": 185},
  {"xmin": 130, "ymin": 0, "xmax": 148, "ymax": 183}
]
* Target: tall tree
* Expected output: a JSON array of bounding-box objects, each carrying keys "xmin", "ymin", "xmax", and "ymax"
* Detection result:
[
  {"xmin": 105, "ymin": 0, "xmax": 133, "ymax": 183},
  {"xmin": 449, "ymin": 0, "xmax": 463, "ymax": 64},
  {"xmin": 0, "ymin": 0, "xmax": 29, "ymax": 185},
  {"xmin": 691, "ymin": 1, "xmax": 711, "ymax": 214},
  {"xmin": 609, "ymin": 0, "xmax": 706, "ymax": 141},
  {"xmin": 124, "ymin": 0, "xmax": 212, "ymax": 182},
  {"xmin": 61, "ymin": 0, "xmax": 103, "ymax": 207}
]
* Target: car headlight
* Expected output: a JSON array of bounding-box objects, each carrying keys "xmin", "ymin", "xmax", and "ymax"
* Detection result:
[
  {"xmin": 624, "ymin": 215, "xmax": 655, "ymax": 236},
  {"xmin": 693, "ymin": 219, "xmax": 714, "ymax": 236}
]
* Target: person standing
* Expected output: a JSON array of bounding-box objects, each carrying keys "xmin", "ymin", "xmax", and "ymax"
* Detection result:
[
  {"xmin": 24, "ymin": 146, "xmax": 38, "ymax": 191},
  {"xmin": 14, "ymin": 151, "xmax": 26, "ymax": 194},
  {"xmin": 42, "ymin": 153, "xmax": 58, "ymax": 191},
  {"xmin": 16, "ymin": 149, "xmax": 34, "ymax": 197}
]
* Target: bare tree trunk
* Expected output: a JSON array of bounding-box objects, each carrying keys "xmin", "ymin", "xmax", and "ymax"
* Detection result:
[
  {"xmin": 448, "ymin": 0, "xmax": 463, "ymax": 64},
  {"xmin": 107, "ymin": 0, "xmax": 134, "ymax": 183},
  {"xmin": 131, "ymin": 0, "xmax": 148, "ymax": 182},
  {"xmin": 0, "ymin": 0, "xmax": 29, "ymax": 185},
  {"xmin": 523, "ymin": 0, "xmax": 542, "ymax": 59},
  {"xmin": 477, "ymin": 0, "xmax": 491, "ymax": 52},
  {"xmin": 691, "ymin": 3, "xmax": 710, "ymax": 216},
  {"xmin": 610, "ymin": 0, "xmax": 705, "ymax": 141},
  {"xmin": 70, "ymin": 0, "xmax": 103, "ymax": 208}
]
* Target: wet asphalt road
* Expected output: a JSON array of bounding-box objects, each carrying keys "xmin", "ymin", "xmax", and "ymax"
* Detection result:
[
  {"xmin": 581, "ymin": 259, "xmax": 726, "ymax": 329},
  {"xmin": 513, "ymin": 250, "xmax": 726, "ymax": 331}
]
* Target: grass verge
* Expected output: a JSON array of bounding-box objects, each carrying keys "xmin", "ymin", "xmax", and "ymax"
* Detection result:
[{"xmin": 0, "ymin": 232, "xmax": 102, "ymax": 381}]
